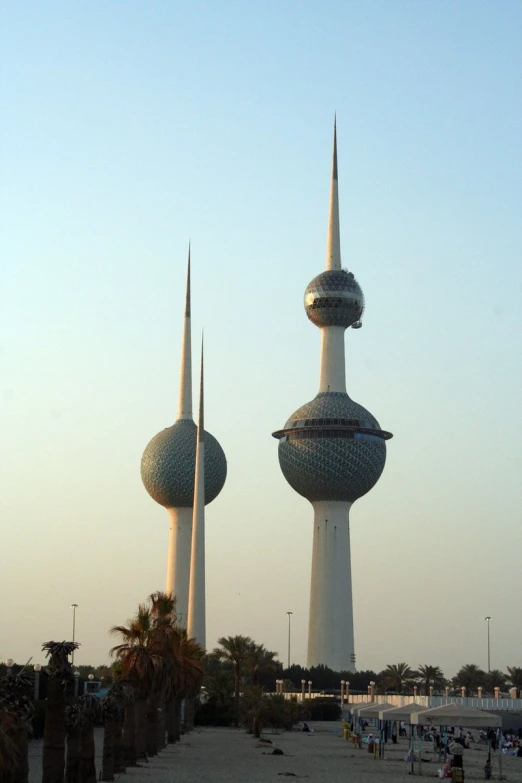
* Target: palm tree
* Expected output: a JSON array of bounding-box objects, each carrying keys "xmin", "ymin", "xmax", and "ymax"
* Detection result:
[
  {"xmin": 452, "ymin": 664, "xmax": 486, "ymax": 693},
  {"xmin": 247, "ymin": 644, "xmax": 279, "ymax": 686},
  {"xmin": 416, "ymin": 664, "xmax": 446, "ymax": 695},
  {"xmin": 0, "ymin": 712, "xmax": 20, "ymax": 782},
  {"xmin": 101, "ymin": 692, "xmax": 119, "ymax": 782},
  {"xmin": 507, "ymin": 666, "xmax": 522, "ymax": 697},
  {"xmin": 110, "ymin": 604, "xmax": 160, "ymax": 762},
  {"xmin": 214, "ymin": 635, "xmax": 253, "ymax": 726},
  {"xmin": 484, "ymin": 669, "xmax": 508, "ymax": 695},
  {"xmin": 77, "ymin": 693, "xmax": 101, "ymax": 783},
  {"xmin": 111, "ymin": 683, "xmax": 126, "ymax": 774},
  {"xmin": 0, "ymin": 669, "xmax": 34, "ymax": 783},
  {"xmin": 204, "ymin": 668, "xmax": 234, "ymax": 725},
  {"xmin": 42, "ymin": 640, "xmax": 78, "ymax": 783},
  {"xmin": 174, "ymin": 631, "xmax": 205, "ymax": 732},
  {"xmin": 117, "ymin": 679, "xmax": 136, "ymax": 767},
  {"xmin": 64, "ymin": 704, "xmax": 82, "ymax": 783},
  {"xmin": 147, "ymin": 591, "xmax": 177, "ymax": 751},
  {"xmin": 380, "ymin": 663, "xmax": 417, "ymax": 694}
]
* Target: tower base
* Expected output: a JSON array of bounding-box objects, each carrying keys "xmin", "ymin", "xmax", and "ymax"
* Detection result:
[
  {"xmin": 166, "ymin": 506, "xmax": 192, "ymax": 627},
  {"xmin": 307, "ymin": 500, "xmax": 356, "ymax": 672}
]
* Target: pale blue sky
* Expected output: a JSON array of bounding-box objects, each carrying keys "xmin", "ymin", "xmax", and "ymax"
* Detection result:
[{"xmin": 1, "ymin": 1, "xmax": 521, "ymax": 676}]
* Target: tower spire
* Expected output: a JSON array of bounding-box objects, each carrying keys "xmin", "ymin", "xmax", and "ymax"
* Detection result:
[
  {"xmin": 187, "ymin": 335, "xmax": 206, "ymax": 646},
  {"xmin": 325, "ymin": 117, "xmax": 342, "ymax": 270},
  {"xmin": 177, "ymin": 245, "xmax": 193, "ymax": 420}
]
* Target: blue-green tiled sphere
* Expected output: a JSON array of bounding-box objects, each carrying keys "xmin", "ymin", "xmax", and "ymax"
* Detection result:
[
  {"xmin": 304, "ymin": 269, "xmax": 364, "ymax": 328},
  {"xmin": 277, "ymin": 393, "xmax": 386, "ymax": 503},
  {"xmin": 141, "ymin": 419, "xmax": 227, "ymax": 508}
]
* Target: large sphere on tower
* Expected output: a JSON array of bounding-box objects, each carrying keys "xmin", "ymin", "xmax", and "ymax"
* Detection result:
[
  {"xmin": 304, "ymin": 269, "xmax": 364, "ymax": 328},
  {"xmin": 141, "ymin": 419, "xmax": 227, "ymax": 508},
  {"xmin": 276, "ymin": 392, "xmax": 388, "ymax": 503}
]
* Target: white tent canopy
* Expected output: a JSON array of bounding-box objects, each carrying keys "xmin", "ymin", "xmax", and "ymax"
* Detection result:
[
  {"xmin": 350, "ymin": 702, "xmax": 375, "ymax": 715},
  {"xmin": 378, "ymin": 703, "xmax": 426, "ymax": 722},
  {"xmin": 411, "ymin": 702, "xmax": 501, "ymax": 728},
  {"xmin": 357, "ymin": 702, "xmax": 396, "ymax": 719}
]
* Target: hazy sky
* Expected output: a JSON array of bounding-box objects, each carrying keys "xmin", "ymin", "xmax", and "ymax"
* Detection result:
[{"xmin": 1, "ymin": 1, "xmax": 521, "ymax": 678}]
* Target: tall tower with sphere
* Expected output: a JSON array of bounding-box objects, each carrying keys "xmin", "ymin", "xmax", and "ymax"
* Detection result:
[
  {"xmin": 272, "ymin": 123, "xmax": 392, "ymax": 671},
  {"xmin": 141, "ymin": 251, "xmax": 227, "ymax": 628}
]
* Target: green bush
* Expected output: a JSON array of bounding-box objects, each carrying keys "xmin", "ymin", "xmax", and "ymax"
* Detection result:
[{"xmin": 196, "ymin": 698, "xmax": 235, "ymax": 726}]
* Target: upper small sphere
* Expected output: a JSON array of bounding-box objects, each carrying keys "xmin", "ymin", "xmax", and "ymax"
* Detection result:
[
  {"xmin": 141, "ymin": 419, "xmax": 227, "ymax": 508},
  {"xmin": 304, "ymin": 269, "xmax": 364, "ymax": 328}
]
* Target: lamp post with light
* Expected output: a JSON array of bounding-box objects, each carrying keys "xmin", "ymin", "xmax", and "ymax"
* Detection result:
[
  {"xmin": 34, "ymin": 664, "xmax": 41, "ymax": 700},
  {"xmin": 5, "ymin": 659, "xmax": 14, "ymax": 675},
  {"xmin": 286, "ymin": 611, "xmax": 293, "ymax": 670},
  {"xmin": 74, "ymin": 670, "xmax": 80, "ymax": 698},
  {"xmin": 71, "ymin": 604, "xmax": 78, "ymax": 664},
  {"xmin": 485, "ymin": 616, "xmax": 491, "ymax": 673}
]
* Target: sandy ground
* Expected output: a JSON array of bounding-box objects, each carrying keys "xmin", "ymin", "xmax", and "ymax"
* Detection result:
[{"xmin": 28, "ymin": 723, "xmax": 522, "ymax": 783}]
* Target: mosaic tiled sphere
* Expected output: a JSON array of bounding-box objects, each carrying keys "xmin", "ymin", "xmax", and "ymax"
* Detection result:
[
  {"xmin": 141, "ymin": 419, "xmax": 227, "ymax": 508},
  {"xmin": 275, "ymin": 393, "xmax": 387, "ymax": 503},
  {"xmin": 304, "ymin": 269, "xmax": 364, "ymax": 328}
]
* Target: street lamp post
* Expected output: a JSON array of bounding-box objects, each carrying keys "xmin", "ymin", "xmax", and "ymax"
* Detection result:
[
  {"xmin": 74, "ymin": 670, "xmax": 80, "ymax": 698},
  {"xmin": 5, "ymin": 659, "xmax": 14, "ymax": 675},
  {"xmin": 286, "ymin": 612, "xmax": 293, "ymax": 670},
  {"xmin": 34, "ymin": 664, "xmax": 41, "ymax": 700},
  {"xmin": 308, "ymin": 680, "xmax": 312, "ymax": 698},
  {"xmin": 485, "ymin": 616, "xmax": 491, "ymax": 673},
  {"xmin": 301, "ymin": 679, "xmax": 306, "ymax": 702},
  {"xmin": 71, "ymin": 604, "xmax": 78, "ymax": 664}
]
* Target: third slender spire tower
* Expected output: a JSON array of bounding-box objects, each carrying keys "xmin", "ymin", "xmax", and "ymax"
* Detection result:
[
  {"xmin": 272, "ymin": 123, "xmax": 393, "ymax": 671},
  {"xmin": 187, "ymin": 339, "xmax": 206, "ymax": 646},
  {"xmin": 141, "ymin": 251, "xmax": 227, "ymax": 628}
]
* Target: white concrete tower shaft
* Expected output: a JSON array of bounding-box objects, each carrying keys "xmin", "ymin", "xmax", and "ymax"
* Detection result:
[
  {"xmin": 308, "ymin": 121, "xmax": 354, "ymax": 671},
  {"xmin": 187, "ymin": 339, "xmax": 206, "ymax": 647},
  {"xmin": 320, "ymin": 121, "xmax": 347, "ymax": 394},
  {"xmin": 307, "ymin": 501, "xmax": 355, "ymax": 671},
  {"xmin": 166, "ymin": 248, "xmax": 193, "ymax": 625}
]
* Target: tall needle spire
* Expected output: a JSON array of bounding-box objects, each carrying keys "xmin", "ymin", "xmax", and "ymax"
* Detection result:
[
  {"xmin": 187, "ymin": 336, "xmax": 206, "ymax": 646},
  {"xmin": 177, "ymin": 245, "xmax": 193, "ymax": 420},
  {"xmin": 325, "ymin": 117, "xmax": 342, "ymax": 271}
]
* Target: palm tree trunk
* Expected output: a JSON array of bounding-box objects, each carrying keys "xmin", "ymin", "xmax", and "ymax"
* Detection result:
[
  {"xmin": 64, "ymin": 728, "xmax": 80, "ymax": 783},
  {"xmin": 157, "ymin": 688, "xmax": 167, "ymax": 749},
  {"xmin": 173, "ymin": 698, "xmax": 182, "ymax": 740},
  {"xmin": 114, "ymin": 719, "xmax": 125, "ymax": 773},
  {"xmin": 42, "ymin": 677, "xmax": 67, "ymax": 783},
  {"xmin": 184, "ymin": 697, "xmax": 195, "ymax": 732},
  {"xmin": 234, "ymin": 670, "xmax": 240, "ymax": 727},
  {"xmin": 78, "ymin": 725, "xmax": 96, "ymax": 783},
  {"xmin": 166, "ymin": 698, "xmax": 176, "ymax": 743},
  {"xmin": 134, "ymin": 697, "xmax": 148, "ymax": 761},
  {"xmin": 101, "ymin": 717, "xmax": 116, "ymax": 781},
  {"xmin": 122, "ymin": 701, "xmax": 137, "ymax": 766},
  {"xmin": 13, "ymin": 730, "xmax": 29, "ymax": 783},
  {"xmin": 166, "ymin": 697, "xmax": 182, "ymax": 742},
  {"xmin": 146, "ymin": 692, "xmax": 159, "ymax": 757}
]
